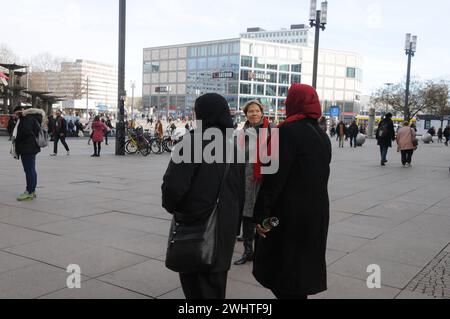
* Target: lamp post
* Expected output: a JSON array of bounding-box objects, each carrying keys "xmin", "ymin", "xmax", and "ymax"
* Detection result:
[
  {"xmin": 116, "ymin": 0, "xmax": 126, "ymax": 155},
  {"xmin": 130, "ymin": 81, "xmax": 135, "ymax": 119},
  {"xmin": 384, "ymin": 82, "xmax": 393, "ymax": 115},
  {"xmin": 309, "ymin": 0, "xmax": 328, "ymax": 89},
  {"xmin": 404, "ymin": 33, "xmax": 417, "ymax": 122}
]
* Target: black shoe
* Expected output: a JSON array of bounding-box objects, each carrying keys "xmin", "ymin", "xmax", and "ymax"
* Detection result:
[
  {"xmin": 381, "ymin": 161, "xmax": 386, "ymax": 166},
  {"xmin": 234, "ymin": 254, "xmax": 254, "ymax": 266},
  {"xmin": 91, "ymin": 154, "xmax": 97, "ymax": 157}
]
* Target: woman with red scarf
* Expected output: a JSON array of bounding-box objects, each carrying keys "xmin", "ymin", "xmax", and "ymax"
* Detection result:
[
  {"xmin": 253, "ymin": 84, "xmax": 332, "ymax": 299},
  {"xmin": 234, "ymin": 100, "xmax": 273, "ymax": 266}
]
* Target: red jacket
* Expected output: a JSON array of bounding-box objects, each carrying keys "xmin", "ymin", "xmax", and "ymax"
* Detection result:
[{"xmin": 91, "ymin": 121, "xmax": 108, "ymax": 142}]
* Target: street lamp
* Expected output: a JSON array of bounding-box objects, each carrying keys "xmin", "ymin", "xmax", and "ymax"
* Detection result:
[
  {"xmin": 384, "ymin": 82, "xmax": 393, "ymax": 115},
  {"xmin": 116, "ymin": 0, "xmax": 126, "ymax": 156},
  {"xmin": 130, "ymin": 81, "xmax": 135, "ymax": 119},
  {"xmin": 310, "ymin": 0, "xmax": 328, "ymax": 89},
  {"xmin": 404, "ymin": 33, "xmax": 417, "ymax": 122}
]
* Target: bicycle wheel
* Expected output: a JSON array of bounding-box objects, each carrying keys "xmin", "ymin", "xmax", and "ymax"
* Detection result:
[
  {"xmin": 139, "ymin": 142, "xmax": 151, "ymax": 157},
  {"xmin": 151, "ymin": 140, "xmax": 163, "ymax": 154},
  {"xmin": 125, "ymin": 140, "xmax": 138, "ymax": 155}
]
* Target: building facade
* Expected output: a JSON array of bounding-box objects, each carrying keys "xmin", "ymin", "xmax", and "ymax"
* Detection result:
[
  {"xmin": 240, "ymin": 25, "xmax": 314, "ymax": 47},
  {"xmin": 29, "ymin": 59, "xmax": 118, "ymax": 115},
  {"xmin": 143, "ymin": 37, "xmax": 363, "ymax": 120}
]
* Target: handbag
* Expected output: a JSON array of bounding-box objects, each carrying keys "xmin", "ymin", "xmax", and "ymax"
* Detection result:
[
  {"xmin": 10, "ymin": 119, "xmax": 20, "ymax": 160},
  {"xmin": 165, "ymin": 163, "xmax": 230, "ymax": 274}
]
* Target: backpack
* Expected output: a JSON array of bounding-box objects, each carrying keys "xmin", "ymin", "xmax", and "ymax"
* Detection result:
[
  {"xmin": 378, "ymin": 121, "xmax": 389, "ymax": 139},
  {"xmin": 35, "ymin": 120, "xmax": 49, "ymax": 148}
]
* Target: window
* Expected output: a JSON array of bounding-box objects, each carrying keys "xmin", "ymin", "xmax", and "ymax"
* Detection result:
[
  {"xmin": 241, "ymin": 70, "xmax": 251, "ymax": 81},
  {"xmin": 280, "ymin": 64, "xmax": 289, "ymax": 72},
  {"xmin": 188, "ymin": 47, "xmax": 197, "ymax": 57},
  {"xmin": 187, "ymin": 59, "xmax": 197, "ymax": 71},
  {"xmin": 241, "ymin": 56, "xmax": 253, "ymax": 68},
  {"xmin": 279, "ymin": 73, "xmax": 290, "ymax": 84},
  {"xmin": 240, "ymin": 83, "xmax": 251, "ymax": 94},
  {"xmin": 267, "ymin": 64, "xmax": 277, "ymax": 70},
  {"xmin": 279, "ymin": 86, "xmax": 289, "ymax": 97},
  {"xmin": 198, "ymin": 46, "xmax": 207, "ymax": 57},
  {"xmin": 254, "ymin": 58, "xmax": 265, "ymax": 69},
  {"xmin": 424, "ymin": 120, "xmax": 431, "ymax": 130},
  {"xmin": 208, "ymin": 45, "xmax": 218, "ymax": 56},
  {"xmin": 266, "ymin": 85, "xmax": 277, "ymax": 96},
  {"xmin": 254, "ymin": 84, "xmax": 264, "ymax": 95},
  {"xmin": 197, "ymin": 58, "xmax": 207, "ymax": 69},
  {"xmin": 291, "ymin": 64, "xmax": 302, "ymax": 73},
  {"xmin": 347, "ymin": 67, "xmax": 356, "ymax": 78},
  {"xmin": 267, "ymin": 72, "xmax": 277, "ymax": 83},
  {"xmin": 291, "ymin": 74, "xmax": 301, "ymax": 83}
]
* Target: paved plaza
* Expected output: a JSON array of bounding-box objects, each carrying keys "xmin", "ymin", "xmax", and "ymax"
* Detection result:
[{"xmin": 0, "ymin": 136, "xmax": 449, "ymax": 299}]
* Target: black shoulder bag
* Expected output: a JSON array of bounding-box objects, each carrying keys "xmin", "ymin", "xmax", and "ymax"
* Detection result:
[{"xmin": 165, "ymin": 163, "xmax": 231, "ymax": 274}]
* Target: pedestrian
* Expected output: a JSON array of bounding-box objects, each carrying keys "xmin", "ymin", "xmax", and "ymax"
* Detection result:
[
  {"xmin": 162, "ymin": 93, "xmax": 245, "ymax": 299},
  {"xmin": 444, "ymin": 124, "xmax": 450, "ymax": 146},
  {"xmin": 234, "ymin": 100, "xmax": 273, "ymax": 266},
  {"xmin": 13, "ymin": 107, "xmax": 46, "ymax": 201},
  {"xmin": 348, "ymin": 120, "xmax": 359, "ymax": 148},
  {"xmin": 396, "ymin": 121, "xmax": 417, "ymax": 168},
  {"xmin": 252, "ymin": 84, "xmax": 332, "ymax": 299},
  {"xmin": 91, "ymin": 116, "xmax": 108, "ymax": 157},
  {"xmin": 7, "ymin": 114, "xmax": 16, "ymax": 141},
  {"xmin": 337, "ymin": 121, "xmax": 346, "ymax": 148},
  {"xmin": 437, "ymin": 127, "xmax": 443, "ymax": 143},
  {"xmin": 155, "ymin": 119, "xmax": 164, "ymax": 141},
  {"xmin": 427, "ymin": 127, "xmax": 436, "ymax": 143},
  {"xmin": 47, "ymin": 114, "xmax": 55, "ymax": 141},
  {"xmin": 68, "ymin": 120, "xmax": 75, "ymax": 137},
  {"xmin": 50, "ymin": 110, "xmax": 70, "ymax": 156},
  {"xmin": 376, "ymin": 113, "xmax": 396, "ymax": 166}
]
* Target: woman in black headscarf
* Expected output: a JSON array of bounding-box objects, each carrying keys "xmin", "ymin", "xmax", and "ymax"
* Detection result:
[{"xmin": 162, "ymin": 93, "xmax": 245, "ymax": 299}]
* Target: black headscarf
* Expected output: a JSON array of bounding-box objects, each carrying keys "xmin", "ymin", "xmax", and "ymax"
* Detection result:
[{"xmin": 195, "ymin": 93, "xmax": 233, "ymax": 131}]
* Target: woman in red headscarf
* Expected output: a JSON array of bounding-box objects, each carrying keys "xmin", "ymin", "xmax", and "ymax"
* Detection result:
[{"xmin": 252, "ymin": 84, "xmax": 332, "ymax": 299}]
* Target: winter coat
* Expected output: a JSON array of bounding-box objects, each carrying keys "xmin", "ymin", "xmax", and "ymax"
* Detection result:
[
  {"xmin": 91, "ymin": 121, "xmax": 108, "ymax": 143},
  {"xmin": 337, "ymin": 123, "xmax": 346, "ymax": 137},
  {"xmin": 376, "ymin": 119, "xmax": 396, "ymax": 148},
  {"xmin": 54, "ymin": 116, "xmax": 68, "ymax": 136},
  {"xmin": 253, "ymin": 118, "xmax": 332, "ymax": 296},
  {"xmin": 396, "ymin": 126, "xmax": 416, "ymax": 151},
  {"xmin": 444, "ymin": 127, "xmax": 450, "ymax": 138},
  {"xmin": 15, "ymin": 108, "xmax": 45, "ymax": 156},
  {"xmin": 7, "ymin": 117, "xmax": 16, "ymax": 134},
  {"xmin": 162, "ymin": 133, "xmax": 245, "ymax": 273},
  {"xmin": 348, "ymin": 124, "xmax": 359, "ymax": 137}
]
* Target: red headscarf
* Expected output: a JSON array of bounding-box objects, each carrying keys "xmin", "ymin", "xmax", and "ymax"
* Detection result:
[{"xmin": 279, "ymin": 84, "xmax": 322, "ymax": 127}]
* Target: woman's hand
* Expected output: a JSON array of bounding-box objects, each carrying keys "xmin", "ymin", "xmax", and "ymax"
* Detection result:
[{"xmin": 256, "ymin": 224, "xmax": 270, "ymax": 239}]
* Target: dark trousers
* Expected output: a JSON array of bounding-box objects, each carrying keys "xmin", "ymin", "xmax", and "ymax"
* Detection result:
[
  {"xmin": 54, "ymin": 135, "xmax": 70, "ymax": 154},
  {"xmin": 179, "ymin": 272, "xmax": 228, "ymax": 299},
  {"xmin": 350, "ymin": 135, "xmax": 357, "ymax": 148},
  {"xmin": 401, "ymin": 150, "xmax": 414, "ymax": 165},
  {"xmin": 242, "ymin": 217, "xmax": 256, "ymax": 255},
  {"xmin": 380, "ymin": 146, "xmax": 388, "ymax": 162},
  {"xmin": 105, "ymin": 131, "xmax": 109, "ymax": 144},
  {"xmin": 94, "ymin": 142, "xmax": 102, "ymax": 155},
  {"xmin": 271, "ymin": 290, "xmax": 308, "ymax": 299},
  {"xmin": 21, "ymin": 154, "xmax": 37, "ymax": 194}
]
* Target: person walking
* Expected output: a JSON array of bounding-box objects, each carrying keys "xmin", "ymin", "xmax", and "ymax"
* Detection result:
[
  {"xmin": 105, "ymin": 117, "xmax": 114, "ymax": 145},
  {"xmin": 13, "ymin": 107, "xmax": 46, "ymax": 201},
  {"xmin": 234, "ymin": 100, "xmax": 273, "ymax": 266},
  {"xmin": 337, "ymin": 121, "xmax": 346, "ymax": 148},
  {"xmin": 47, "ymin": 114, "xmax": 55, "ymax": 141},
  {"xmin": 396, "ymin": 121, "xmax": 417, "ymax": 168},
  {"xmin": 162, "ymin": 93, "xmax": 245, "ymax": 299},
  {"xmin": 444, "ymin": 124, "xmax": 450, "ymax": 146},
  {"xmin": 376, "ymin": 113, "xmax": 396, "ymax": 166},
  {"xmin": 348, "ymin": 120, "xmax": 359, "ymax": 148},
  {"xmin": 7, "ymin": 114, "xmax": 16, "ymax": 141},
  {"xmin": 437, "ymin": 127, "xmax": 443, "ymax": 143},
  {"xmin": 91, "ymin": 116, "xmax": 108, "ymax": 157},
  {"xmin": 50, "ymin": 110, "xmax": 70, "ymax": 156},
  {"xmin": 427, "ymin": 126, "xmax": 436, "ymax": 143},
  {"xmin": 252, "ymin": 84, "xmax": 332, "ymax": 299}
]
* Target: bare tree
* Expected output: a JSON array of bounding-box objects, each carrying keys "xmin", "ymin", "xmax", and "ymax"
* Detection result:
[
  {"xmin": 370, "ymin": 79, "xmax": 448, "ymax": 119},
  {"xmin": 0, "ymin": 44, "xmax": 18, "ymax": 64},
  {"xmin": 424, "ymin": 80, "xmax": 450, "ymax": 128}
]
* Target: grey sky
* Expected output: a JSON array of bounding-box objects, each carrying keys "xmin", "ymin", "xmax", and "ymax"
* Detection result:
[{"xmin": 1, "ymin": 0, "xmax": 449, "ymax": 96}]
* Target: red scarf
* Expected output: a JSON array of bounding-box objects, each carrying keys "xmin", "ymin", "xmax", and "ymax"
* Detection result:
[{"xmin": 239, "ymin": 117, "xmax": 270, "ymax": 182}]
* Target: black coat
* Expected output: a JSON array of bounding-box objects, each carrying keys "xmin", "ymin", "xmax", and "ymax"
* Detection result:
[
  {"xmin": 15, "ymin": 109, "xmax": 44, "ymax": 156},
  {"xmin": 162, "ymin": 133, "xmax": 245, "ymax": 273},
  {"xmin": 348, "ymin": 124, "xmax": 359, "ymax": 137},
  {"xmin": 54, "ymin": 116, "xmax": 68, "ymax": 136},
  {"xmin": 376, "ymin": 119, "xmax": 395, "ymax": 147},
  {"xmin": 7, "ymin": 117, "xmax": 16, "ymax": 134},
  {"xmin": 253, "ymin": 119, "xmax": 332, "ymax": 296}
]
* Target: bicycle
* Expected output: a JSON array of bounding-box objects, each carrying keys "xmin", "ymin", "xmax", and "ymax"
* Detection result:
[{"xmin": 125, "ymin": 127, "xmax": 151, "ymax": 156}]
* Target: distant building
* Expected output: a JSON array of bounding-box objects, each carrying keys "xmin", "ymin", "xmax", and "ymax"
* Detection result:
[
  {"xmin": 29, "ymin": 59, "xmax": 118, "ymax": 116},
  {"xmin": 241, "ymin": 25, "xmax": 315, "ymax": 47},
  {"xmin": 142, "ymin": 37, "xmax": 363, "ymax": 120}
]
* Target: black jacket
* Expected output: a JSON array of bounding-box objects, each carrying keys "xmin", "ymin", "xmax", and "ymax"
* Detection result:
[
  {"xmin": 15, "ymin": 109, "xmax": 45, "ymax": 156},
  {"xmin": 7, "ymin": 117, "xmax": 16, "ymax": 134},
  {"xmin": 54, "ymin": 116, "xmax": 68, "ymax": 135},
  {"xmin": 348, "ymin": 123, "xmax": 359, "ymax": 137},
  {"xmin": 253, "ymin": 119, "xmax": 332, "ymax": 296},
  {"xmin": 162, "ymin": 133, "xmax": 245, "ymax": 273},
  {"xmin": 376, "ymin": 119, "xmax": 396, "ymax": 147}
]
